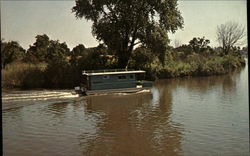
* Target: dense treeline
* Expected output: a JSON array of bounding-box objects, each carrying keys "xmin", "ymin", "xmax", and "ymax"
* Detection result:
[
  {"xmin": 2, "ymin": 35, "xmax": 115, "ymax": 89},
  {"xmin": 2, "ymin": 0, "xmax": 247, "ymax": 90},
  {"xmin": 1, "ymin": 34, "xmax": 246, "ymax": 89}
]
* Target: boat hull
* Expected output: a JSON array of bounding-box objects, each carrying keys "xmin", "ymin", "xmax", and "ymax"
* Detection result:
[
  {"xmin": 86, "ymin": 87, "xmax": 151, "ymax": 95},
  {"xmin": 74, "ymin": 86, "xmax": 151, "ymax": 96}
]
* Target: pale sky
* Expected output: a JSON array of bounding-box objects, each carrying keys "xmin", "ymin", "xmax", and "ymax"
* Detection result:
[{"xmin": 1, "ymin": 0, "xmax": 247, "ymax": 50}]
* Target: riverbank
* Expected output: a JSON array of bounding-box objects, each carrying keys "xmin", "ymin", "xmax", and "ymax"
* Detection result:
[
  {"xmin": 145, "ymin": 54, "xmax": 246, "ymax": 80},
  {"xmin": 1, "ymin": 54, "xmax": 246, "ymax": 90}
]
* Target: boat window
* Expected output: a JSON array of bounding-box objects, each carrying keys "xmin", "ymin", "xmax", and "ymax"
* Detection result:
[
  {"xmin": 103, "ymin": 75, "xmax": 110, "ymax": 79},
  {"xmin": 129, "ymin": 75, "xmax": 134, "ymax": 79},
  {"xmin": 118, "ymin": 75, "xmax": 126, "ymax": 80}
]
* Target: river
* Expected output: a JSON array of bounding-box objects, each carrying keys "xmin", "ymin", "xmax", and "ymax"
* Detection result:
[{"xmin": 2, "ymin": 62, "xmax": 249, "ymax": 156}]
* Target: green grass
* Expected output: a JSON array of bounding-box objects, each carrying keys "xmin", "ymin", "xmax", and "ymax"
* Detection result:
[{"xmin": 145, "ymin": 53, "xmax": 246, "ymax": 79}]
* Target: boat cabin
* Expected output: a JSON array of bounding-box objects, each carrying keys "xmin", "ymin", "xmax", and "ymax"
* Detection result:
[{"xmin": 81, "ymin": 69, "xmax": 146, "ymax": 91}]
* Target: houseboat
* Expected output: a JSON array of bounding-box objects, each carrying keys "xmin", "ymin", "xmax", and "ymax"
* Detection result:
[{"xmin": 74, "ymin": 69, "xmax": 153, "ymax": 96}]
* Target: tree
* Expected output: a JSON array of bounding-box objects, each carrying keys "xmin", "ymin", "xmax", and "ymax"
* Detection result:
[
  {"xmin": 129, "ymin": 46, "xmax": 154, "ymax": 69},
  {"xmin": 216, "ymin": 21, "xmax": 246, "ymax": 55},
  {"xmin": 46, "ymin": 40, "xmax": 70, "ymax": 62},
  {"xmin": 1, "ymin": 40, "xmax": 25, "ymax": 68},
  {"xmin": 72, "ymin": 0, "xmax": 183, "ymax": 68},
  {"xmin": 45, "ymin": 40, "xmax": 71, "ymax": 88},
  {"xmin": 188, "ymin": 37, "xmax": 211, "ymax": 53},
  {"xmin": 26, "ymin": 34, "xmax": 50, "ymax": 62},
  {"xmin": 173, "ymin": 44, "xmax": 191, "ymax": 59},
  {"xmin": 78, "ymin": 44, "xmax": 110, "ymax": 70},
  {"xmin": 70, "ymin": 44, "xmax": 86, "ymax": 66},
  {"xmin": 71, "ymin": 44, "xmax": 86, "ymax": 56}
]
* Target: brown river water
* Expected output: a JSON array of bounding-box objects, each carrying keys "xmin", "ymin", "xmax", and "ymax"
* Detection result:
[{"xmin": 2, "ymin": 62, "xmax": 249, "ymax": 156}]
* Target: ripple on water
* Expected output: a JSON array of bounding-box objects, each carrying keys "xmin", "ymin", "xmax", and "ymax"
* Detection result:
[{"xmin": 2, "ymin": 65, "xmax": 249, "ymax": 156}]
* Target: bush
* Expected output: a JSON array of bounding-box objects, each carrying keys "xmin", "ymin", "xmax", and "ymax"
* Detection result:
[{"xmin": 145, "ymin": 52, "xmax": 246, "ymax": 79}]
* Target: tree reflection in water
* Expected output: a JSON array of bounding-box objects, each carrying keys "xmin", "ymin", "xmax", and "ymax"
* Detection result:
[
  {"xmin": 78, "ymin": 68, "xmax": 244, "ymax": 156},
  {"xmin": 79, "ymin": 91, "xmax": 183, "ymax": 156}
]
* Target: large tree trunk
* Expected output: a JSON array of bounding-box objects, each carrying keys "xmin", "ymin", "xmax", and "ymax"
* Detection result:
[
  {"xmin": 117, "ymin": 51, "xmax": 129, "ymax": 68},
  {"xmin": 117, "ymin": 32, "xmax": 136, "ymax": 68},
  {"xmin": 223, "ymin": 46, "xmax": 230, "ymax": 55},
  {"xmin": 117, "ymin": 50, "xmax": 131, "ymax": 68}
]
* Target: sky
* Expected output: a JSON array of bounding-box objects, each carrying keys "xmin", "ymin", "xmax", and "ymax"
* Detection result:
[{"xmin": 1, "ymin": 0, "xmax": 247, "ymax": 50}]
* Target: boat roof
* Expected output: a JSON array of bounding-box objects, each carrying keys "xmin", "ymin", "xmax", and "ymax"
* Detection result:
[{"xmin": 82, "ymin": 69, "xmax": 145, "ymax": 76}]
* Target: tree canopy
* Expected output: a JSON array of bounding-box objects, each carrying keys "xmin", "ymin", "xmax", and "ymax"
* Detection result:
[
  {"xmin": 1, "ymin": 40, "xmax": 25, "ymax": 68},
  {"xmin": 71, "ymin": 44, "xmax": 86, "ymax": 57},
  {"xmin": 72, "ymin": 0, "xmax": 184, "ymax": 68},
  {"xmin": 27, "ymin": 34, "xmax": 50, "ymax": 62},
  {"xmin": 188, "ymin": 37, "xmax": 211, "ymax": 53},
  {"xmin": 25, "ymin": 34, "xmax": 71, "ymax": 63}
]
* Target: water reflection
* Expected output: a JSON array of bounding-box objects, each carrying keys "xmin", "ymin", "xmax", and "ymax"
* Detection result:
[
  {"xmin": 153, "ymin": 67, "xmax": 248, "ymax": 156},
  {"xmin": 154, "ymin": 69, "xmax": 241, "ymax": 96},
  {"xmin": 80, "ymin": 91, "xmax": 183, "ymax": 156},
  {"xmin": 76, "ymin": 68, "xmax": 246, "ymax": 156}
]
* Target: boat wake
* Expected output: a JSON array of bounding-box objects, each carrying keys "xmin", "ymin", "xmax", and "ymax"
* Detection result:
[{"xmin": 2, "ymin": 90, "xmax": 81, "ymax": 110}]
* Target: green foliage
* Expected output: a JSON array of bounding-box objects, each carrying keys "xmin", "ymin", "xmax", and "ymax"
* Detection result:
[
  {"xmin": 46, "ymin": 40, "xmax": 70, "ymax": 62},
  {"xmin": 44, "ymin": 62, "xmax": 72, "ymax": 88},
  {"xmin": 26, "ymin": 34, "xmax": 50, "ymax": 62},
  {"xmin": 1, "ymin": 40, "xmax": 25, "ymax": 68},
  {"xmin": 174, "ymin": 37, "xmax": 213, "ymax": 57},
  {"xmin": 77, "ymin": 45, "xmax": 112, "ymax": 70},
  {"xmin": 2, "ymin": 33, "xmax": 246, "ymax": 89},
  {"xmin": 44, "ymin": 40, "xmax": 72, "ymax": 88},
  {"xmin": 144, "ymin": 51, "xmax": 245, "ymax": 79},
  {"xmin": 188, "ymin": 37, "xmax": 211, "ymax": 53},
  {"xmin": 72, "ymin": 44, "xmax": 86, "ymax": 56},
  {"xmin": 25, "ymin": 34, "xmax": 71, "ymax": 64},
  {"xmin": 129, "ymin": 46, "xmax": 154, "ymax": 69},
  {"xmin": 173, "ymin": 45, "xmax": 192, "ymax": 60},
  {"xmin": 72, "ymin": 0, "xmax": 184, "ymax": 68},
  {"xmin": 141, "ymin": 27, "xmax": 171, "ymax": 65},
  {"xmin": 70, "ymin": 44, "xmax": 86, "ymax": 67}
]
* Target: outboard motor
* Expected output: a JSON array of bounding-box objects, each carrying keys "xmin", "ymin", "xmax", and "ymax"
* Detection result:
[{"xmin": 74, "ymin": 85, "xmax": 87, "ymax": 96}]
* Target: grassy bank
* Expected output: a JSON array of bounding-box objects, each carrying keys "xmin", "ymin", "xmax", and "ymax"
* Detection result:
[
  {"xmin": 2, "ymin": 62, "xmax": 80, "ymax": 89},
  {"xmin": 144, "ymin": 53, "xmax": 246, "ymax": 80},
  {"xmin": 2, "ymin": 62, "xmax": 47, "ymax": 89},
  {"xmin": 2, "ymin": 54, "xmax": 245, "ymax": 90}
]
